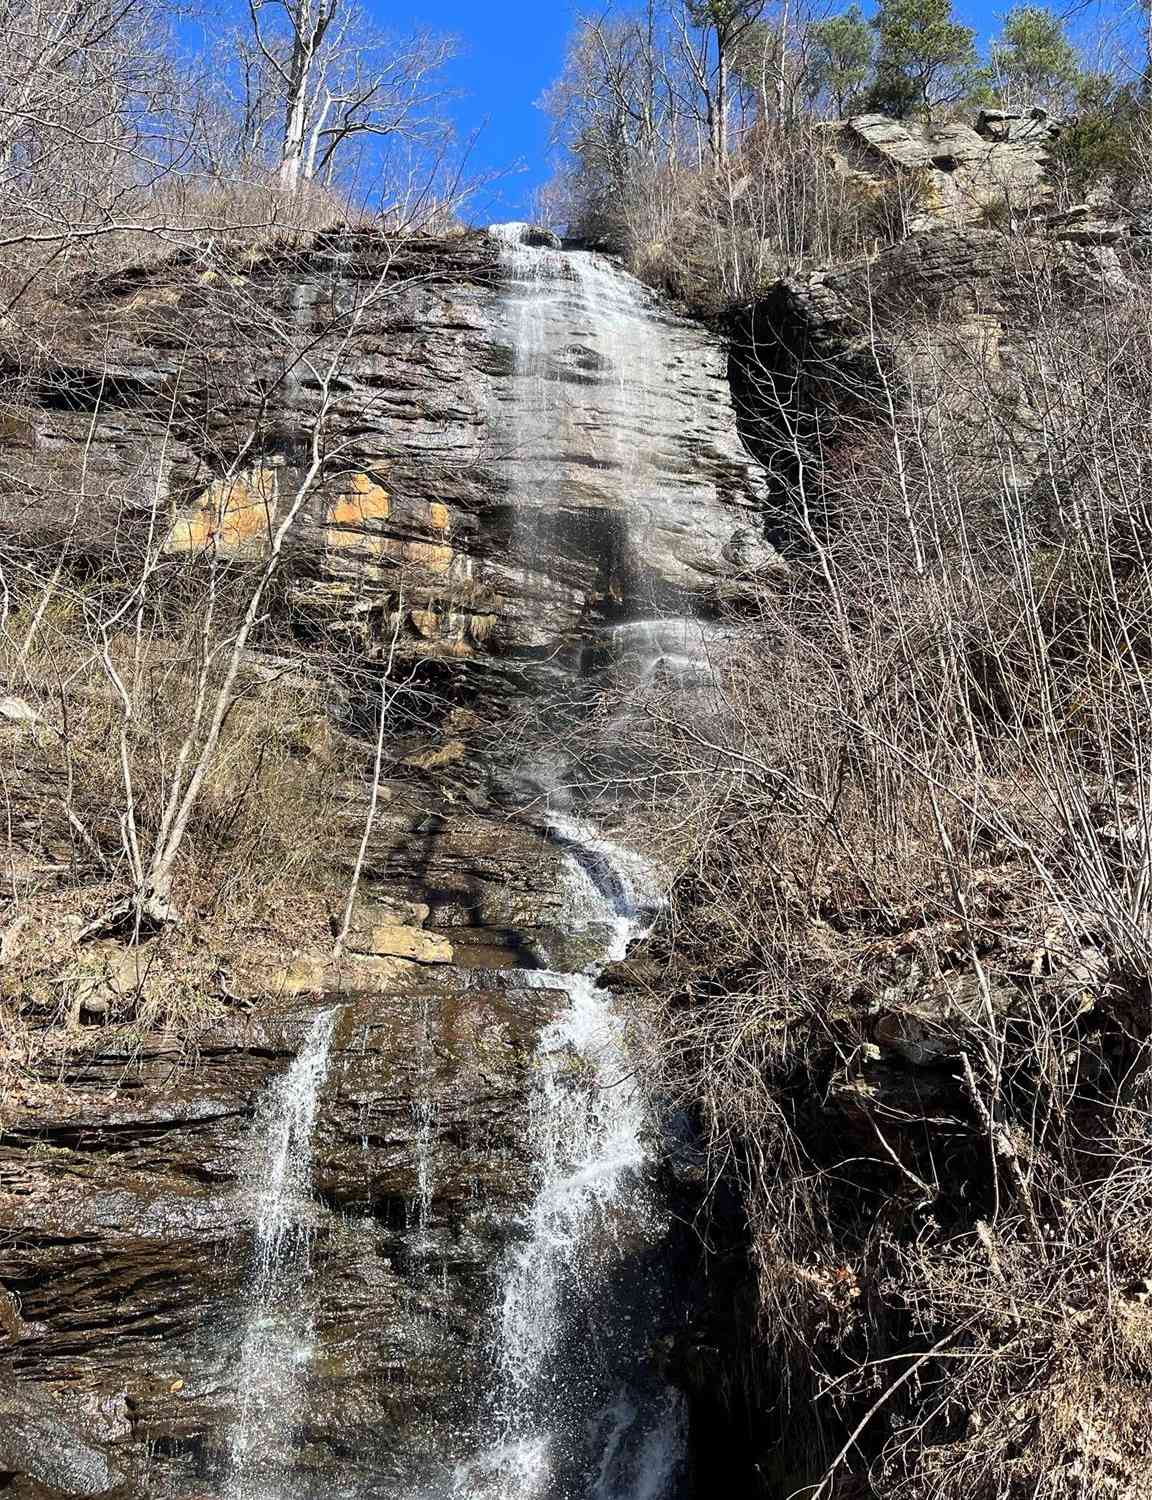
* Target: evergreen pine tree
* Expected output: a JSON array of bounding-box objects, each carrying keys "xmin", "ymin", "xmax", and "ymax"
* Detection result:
[
  {"xmin": 808, "ymin": 6, "xmax": 874, "ymax": 118},
  {"xmin": 867, "ymin": 0, "xmax": 980, "ymax": 117}
]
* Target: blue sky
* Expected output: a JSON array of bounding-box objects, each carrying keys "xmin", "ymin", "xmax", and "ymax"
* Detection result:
[{"xmin": 406, "ymin": 0, "xmax": 581, "ymax": 222}]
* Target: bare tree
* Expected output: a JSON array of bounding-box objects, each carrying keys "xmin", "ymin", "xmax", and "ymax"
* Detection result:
[
  {"xmin": 671, "ymin": 0, "xmax": 767, "ymax": 161},
  {"xmin": 541, "ymin": 5, "xmax": 686, "ymax": 236},
  {"xmin": 0, "ymin": 0, "xmax": 190, "ymax": 282},
  {"xmin": 238, "ymin": 0, "xmax": 455, "ymax": 190}
]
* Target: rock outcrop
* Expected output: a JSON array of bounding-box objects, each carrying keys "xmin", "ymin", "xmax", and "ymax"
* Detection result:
[
  {"xmin": 0, "ymin": 1371, "xmax": 125, "ymax": 1500},
  {"xmin": 0, "ymin": 987, "xmax": 557, "ymax": 1497},
  {"xmin": 825, "ymin": 109, "xmax": 1062, "ymax": 230},
  {"xmin": 730, "ymin": 222, "xmax": 1141, "ymax": 516}
]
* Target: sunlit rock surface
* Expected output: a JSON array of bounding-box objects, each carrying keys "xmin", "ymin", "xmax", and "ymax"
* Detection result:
[
  {"xmin": 1, "ymin": 229, "xmax": 766, "ymax": 672},
  {"xmin": 826, "ymin": 109, "xmax": 1062, "ymax": 229}
]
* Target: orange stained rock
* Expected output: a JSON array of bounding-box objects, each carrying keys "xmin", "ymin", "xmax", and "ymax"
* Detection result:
[
  {"xmin": 325, "ymin": 473, "xmax": 391, "ymax": 549},
  {"xmin": 168, "ymin": 468, "xmax": 279, "ymax": 555},
  {"xmin": 410, "ymin": 608, "xmax": 441, "ymax": 638},
  {"xmin": 402, "ymin": 540, "xmax": 454, "ymax": 572}
]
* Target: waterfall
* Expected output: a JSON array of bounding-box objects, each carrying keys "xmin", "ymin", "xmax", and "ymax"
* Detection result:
[
  {"xmin": 225, "ymin": 1008, "xmax": 338, "ymax": 1500},
  {"xmin": 446, "ymin": 224, "xmax": 698, "ymax": 1500},
  {"xmin": 490, "ymin": 224, "xmax": 647, "ymax": 537},
  {"xmin": 454, "ymin": 814, "xmax": 684, "ymax": 1500},
  {"xmin": 489, "ymin": 220, "xmax": 722, "ymax": 619}
]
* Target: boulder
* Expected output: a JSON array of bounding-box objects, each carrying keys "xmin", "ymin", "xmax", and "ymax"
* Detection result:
[
  {"xmin": 519, "ymin": 225, "xmax": 563, "ymax": 249},
  {"xmin": 873, "ymin": 971, "xmax": 1015, "ymax": 1067},
  {"xmin": 0, "ymin": 696, "xmax": 39, "ymax": 727},
  {"xmin": 826, "ymin": 110, "xmax": 1062, "ymax": 230}
]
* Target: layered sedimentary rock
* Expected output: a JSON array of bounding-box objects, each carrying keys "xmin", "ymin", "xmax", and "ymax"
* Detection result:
[
  {"xmin": 0, "ymin": 988, "xmax": 556, "ymax": 1497},
  {"xmin": 1, "ymin": 228, "xmax": 766, "ymax": 674},
  {"xmin": 730, "ymin": 223, "xmax": 1141, "ymax": 507},
  {"xmin": 0, "ymin": 224, "xmax": 767, "ymax": 1497}
]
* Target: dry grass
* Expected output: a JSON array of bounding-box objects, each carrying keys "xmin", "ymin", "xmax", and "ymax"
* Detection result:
[
  {"xmin": 0, "ymin": 576, "xmax": 358, "ymax": 1105},
  {"xmin": 562, "ymin": 122, "xmax": 895, "ymax": 313},
  {"xmin": 5, "ymin": 580, "xmax": 344, "ymax": 890}
]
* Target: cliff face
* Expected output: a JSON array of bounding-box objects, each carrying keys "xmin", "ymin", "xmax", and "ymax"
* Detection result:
[
  {"xmin": 825, "ymin": 111, "xmax": 1061, "ymax": 230},
  {"xmin": 730, "ymin": 222, "xmax": 1141, "ymax": 524},
  {"xmin": 0, "ymin": 226, "xmax": 765, "ymax": 1500}
]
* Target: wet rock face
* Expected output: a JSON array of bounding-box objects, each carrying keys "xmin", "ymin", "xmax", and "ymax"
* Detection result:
[
  {"xmin": 2, "ymin": 229, "xmax": 766, "ymax": 673},
  {"xmin": 484, "ymin": 238, "xmax": 768, "ymax": 649},
  {"xmin": 0, "ymin": 1372, "xmax": 124, "ymax": 1498},
  {"xmin": 0, "ymin": 989, "xmax": 555, "ymax": 1498}
]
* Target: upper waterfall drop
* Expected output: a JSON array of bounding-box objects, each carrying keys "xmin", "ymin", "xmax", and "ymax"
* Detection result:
[
  {"xmin": 492, "ymin": 223, "xmax": 653, "ymax": 552},
  {"xmin": 487, "ymin": 221, "xmax": 763, "ymax": 637}
]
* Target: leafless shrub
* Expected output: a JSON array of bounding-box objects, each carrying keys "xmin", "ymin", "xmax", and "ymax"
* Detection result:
[
  {"xmin": 614, "ymin": 125, "xmax": 883, "ymax": 310},
  {"xmin": 570, "ymin": 239, "xmax": 1152, "ymax": 1494}
]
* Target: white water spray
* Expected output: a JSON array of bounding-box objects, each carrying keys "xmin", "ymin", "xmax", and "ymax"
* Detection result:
[
  {"xmin": 226, "ymin": 1008, "xmax": 338, "ymax": 1500},
  {"xmin": 490, "ymin": 224, "xmax": 656, "ymax": 573}
]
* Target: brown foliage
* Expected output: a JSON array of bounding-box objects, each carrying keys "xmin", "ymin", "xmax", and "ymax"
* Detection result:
[{"xmin": 597, "ymin": 243, "xmax": 1152, "ymax": 1496}]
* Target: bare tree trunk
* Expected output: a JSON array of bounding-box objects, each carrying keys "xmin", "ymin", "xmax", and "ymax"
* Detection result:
[
  {"xmin": 775, "ymin": 0, "xmax": 790, "ymax": 124},
  {"xmin": 279, "ymin": 53, "xmax": 310, "ymax": 190},
  {"xmin": 332, "ymin": 607, "xmax": 403, "ymax": 962},
  {"xmin": 247, "ymin": 0, "xmax": 339, "ymax": 192},
  {"xmin": 715, "ymin": 45, "xmax": 729, "ymax": 160}
]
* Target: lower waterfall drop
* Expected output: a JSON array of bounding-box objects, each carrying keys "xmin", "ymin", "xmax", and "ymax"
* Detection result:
[
  {"xmin": 411, "ymin": 992, "xmax": 436, "ymax": 1247},
  {"xmin": 225, "ymin": 1007, "xmax": 338, "ymax": 1500},
  {"xmin": 455, "ymin": 819, "xmax": 685, "ymax": 1500}
]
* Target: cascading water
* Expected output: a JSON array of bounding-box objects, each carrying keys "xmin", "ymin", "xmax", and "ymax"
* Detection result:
[
  {"xmin": 222, "ymin": 226, "xmax": 706, "ymax": 1500},
  {"xmin": 453, "ymin": 221, "xmax": 702, "ymax": 1500},
  {"xmin": 490, "ymin": 224, "xmax": 651, "ymax": 588},
  {"xmin": 454, "ymin": 817, "xmax": 685, "ymax": 1500},
  {"xmin": 489, "ymin": 220, "xmax": 735, "ymax": 627},
  {"xmin": 225, "ymin": 1008, "xmax": 338, "ymax": 1500},
  {"xmin": 489, "ymin": 219, "xmax": 723, "ymax": 785}
]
